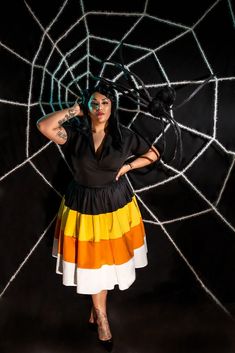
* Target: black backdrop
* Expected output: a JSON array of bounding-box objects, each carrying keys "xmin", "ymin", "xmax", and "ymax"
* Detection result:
[{"xmin": 0, "ymin": 0, "xmax": 235, "ymax": 352}]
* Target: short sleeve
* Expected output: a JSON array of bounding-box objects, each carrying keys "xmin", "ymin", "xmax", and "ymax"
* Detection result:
[
  {"xmin": 60, "ymin": 119, "xmax": 80, "ymax": 149},
  {"xmin": 62, "ymin": 122, "xmax": 74, "ymax": 143},
  {"xmin": 130, "ymin": 130, "xmax": 151, "ymax": 156}
]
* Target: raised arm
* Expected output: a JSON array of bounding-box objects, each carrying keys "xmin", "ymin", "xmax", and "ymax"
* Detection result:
[{"xmin": 36, "ymin": 104, "xmax": 82, "ymax": 145}]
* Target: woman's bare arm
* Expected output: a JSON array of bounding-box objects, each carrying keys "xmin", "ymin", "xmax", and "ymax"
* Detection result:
[
  {"xmin": 36, "ymin": 104, "xmax": 82, "ymax": 145},
  {"xmin": 128, "ymin": 145, "xmax": 160, "ymax": 169},
  {"xmin": 116, "ymin": 145, "xmax": 160, "ymax": 180}
]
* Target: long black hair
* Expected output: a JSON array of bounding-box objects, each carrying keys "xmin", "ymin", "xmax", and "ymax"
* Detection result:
[{"xmin": 73, "ymin": 81, "xmax": 123, "ymax": 151}]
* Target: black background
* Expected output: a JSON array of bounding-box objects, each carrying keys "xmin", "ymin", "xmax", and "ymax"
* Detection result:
[{"xmin": 0, "ymin": 0, "xmax": 235, "ymax": 352}]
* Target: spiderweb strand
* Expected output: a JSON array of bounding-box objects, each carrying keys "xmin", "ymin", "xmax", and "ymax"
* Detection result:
[
  {"xmin": 0, "ymin": 0, "xmax": 234, "ymax": 323},
  {"xmin": 0, "ymin": 215, "xmax": 57, "ymax": 299},
  {"xmin": 192, "ymin": 0, "xmax": 223, "ymax": 29},
  {"xmin": 227, "ymin": 0, "xmax": 235, "ymax": 27},
  {"xmin": 215, "ymin": 156, "xmax": 235, "ymax": 205},
  {"xmin": 174, "ymin": 75, "xmax": 215, "ymax": 110},
  {"xmin": 24, "ymin": 0, "xmax": 81, "ymax": 91},
  {"xmin": 162, "ymin": 160, "xmax": 235, "ymax": 234},
  {"xmin": 0, "ymin": 141, "xmax": 52, "ymax": 182},
  {"xmin": 0, "ymin": 40, "xmax": 78, "ymax": 99},
  {"xmin": 98, "ymin": 0, "xmax": 149, "ymax": 78},
  {"xmin": 143, "ymin": 208, "xmax": 212, "ymax": 225},
  {"xmin": 139, "ymin": 196, "xmax": 233, "ymax": 319},
  {"xmin": 29, "ymin": 160, "xmax": 62, "ymax": 197},
  {"xmin": 0, "ymin": 99, "xmax": 37, "ymax": 107},
  {"xmin": 79, "ymin": 0, "xmax": 90, "ymax": 89},
  {"xmin": 24, "ymin": 0, "xmax": 81, "ymax": 158},
  {"xmin": 125, "ymin": 175, "xmax": 233, "ymax": 318}
]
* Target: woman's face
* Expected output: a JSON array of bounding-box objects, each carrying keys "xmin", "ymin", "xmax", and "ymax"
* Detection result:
[{"xmin": 88, "ymin": 92, "xmax": 112, "ymax": 126}]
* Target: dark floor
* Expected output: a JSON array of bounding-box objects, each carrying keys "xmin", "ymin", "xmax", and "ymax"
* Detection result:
[
  {"xmin": 1, "ymin": 234, "xmax": 235, "ymax": 353},
  {"xmin": 0, "ymin": 281, "xmax": 235, "ymax": 353}
]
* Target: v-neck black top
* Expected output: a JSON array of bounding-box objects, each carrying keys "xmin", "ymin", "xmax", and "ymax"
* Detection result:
[{"xmin": 61, "ymin": 121, "xmax": 151, "ymax": 187}]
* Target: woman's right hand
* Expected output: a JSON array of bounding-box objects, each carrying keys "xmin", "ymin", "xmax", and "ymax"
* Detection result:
[{"xmin": 69, "ymin": 102, "xmax": 82, "ymax": 117}]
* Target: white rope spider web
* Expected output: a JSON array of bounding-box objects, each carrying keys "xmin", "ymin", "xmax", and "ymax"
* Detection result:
[{"xmin": 0, "ymin": 0, "xmax": 235, "ymax": 320}]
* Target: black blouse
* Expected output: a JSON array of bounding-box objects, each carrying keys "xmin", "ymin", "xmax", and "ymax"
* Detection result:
[{"xmin": 61, "ymin": 122, "xmax": 151, "ymax": 187}]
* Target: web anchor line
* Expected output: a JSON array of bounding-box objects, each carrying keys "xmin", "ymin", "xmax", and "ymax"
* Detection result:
[{"xmin": 0, "ymin": 215, "xmax": 57, "ymax": 299}]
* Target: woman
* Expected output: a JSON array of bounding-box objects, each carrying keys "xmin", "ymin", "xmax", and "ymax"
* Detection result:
[{"xmin": 37, "ymin": 83, "xmax": 160, "ymax": 351}]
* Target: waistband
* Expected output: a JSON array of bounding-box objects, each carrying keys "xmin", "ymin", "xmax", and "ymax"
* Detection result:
[{"xmin": 72, "ymin": 175, "xmax": 128, "ymax": 189}]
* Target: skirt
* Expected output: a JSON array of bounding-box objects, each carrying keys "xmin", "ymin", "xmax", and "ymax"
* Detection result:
[{"xmin": 52, "ymin": 176, "xmax": 148, "ymax": 294}]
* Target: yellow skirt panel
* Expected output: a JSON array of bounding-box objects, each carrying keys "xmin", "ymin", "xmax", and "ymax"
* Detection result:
[{"xmin": 56, "ymin": 195, "xmax": 142, "ymax": 242}]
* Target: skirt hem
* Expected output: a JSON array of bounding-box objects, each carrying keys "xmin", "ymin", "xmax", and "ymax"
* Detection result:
[{"xmin": 52, "ymin": 239, "xmax": 148, "ymax": 295}]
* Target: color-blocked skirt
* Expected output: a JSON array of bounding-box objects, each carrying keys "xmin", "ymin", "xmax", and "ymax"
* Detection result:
[{"xmin": 52, "ymin": 177, "xmax": 148, "ymax": 294}]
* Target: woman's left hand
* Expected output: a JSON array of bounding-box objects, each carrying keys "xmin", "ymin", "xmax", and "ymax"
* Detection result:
[{"xmin": 116, "ymin": 164, "xmax": 131, "ymax": 181}]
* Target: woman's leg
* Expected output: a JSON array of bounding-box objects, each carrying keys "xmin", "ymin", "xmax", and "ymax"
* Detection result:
[{"xmin": 90, "ymin": 290, "xmax": 112, "ymax": 340}]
